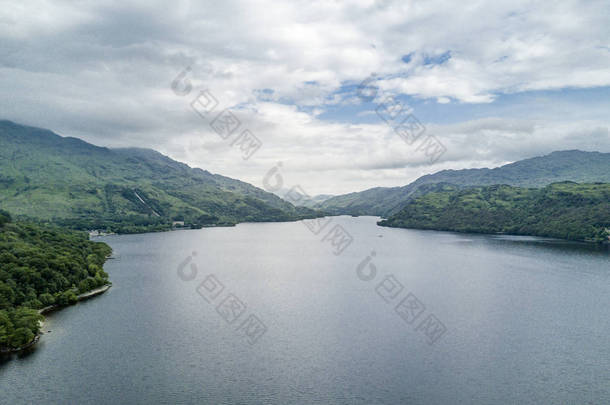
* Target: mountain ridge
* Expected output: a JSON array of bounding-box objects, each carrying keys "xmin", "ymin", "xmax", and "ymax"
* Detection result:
[
  {"xmin": 0, "ymin": 120, "xmax": 318, "ymax": 232},
  {"xmin": 316, "ymin": 150, "xmax": 610, "ymax": 217}
]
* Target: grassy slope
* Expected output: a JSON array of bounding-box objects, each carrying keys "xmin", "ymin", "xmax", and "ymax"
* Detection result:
[
  {"xmin": 378, "ymin": 182, "xmax": 610, "ymax": 242},
  {"xmin": 317, "ymin": 151, "xmax": 610, "ymax": 217},
  {"xmin": 0, "ymin": 120, "xmax": 317, "ymax": 231}
]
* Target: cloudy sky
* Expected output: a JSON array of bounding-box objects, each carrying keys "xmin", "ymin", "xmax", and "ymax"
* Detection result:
[{"xmin": 1, "ymin": 0, "xmax": 609, "ymax": 195}]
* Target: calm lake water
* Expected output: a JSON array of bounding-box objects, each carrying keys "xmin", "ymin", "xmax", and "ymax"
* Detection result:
[{"xmin": 1, "ymin": 216, "xmax": 609, "ymax": 404}]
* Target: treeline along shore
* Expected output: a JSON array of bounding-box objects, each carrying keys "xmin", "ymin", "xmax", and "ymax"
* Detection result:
[{"xmin": 0, "ymin": 210, "xmax": 113, "ymax": 354}]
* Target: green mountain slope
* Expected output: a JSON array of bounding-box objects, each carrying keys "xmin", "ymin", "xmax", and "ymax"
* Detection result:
[
  {"xmin": 378, "ymin": 182, "xmax": 610, "ymax": 242},
  {"xmin": 317, "ymin": 151, "xmax": 610, "ymax": 217},
  {"xmin": 0, "ymin": 120, "xmax": 317, "ymax": 232}
]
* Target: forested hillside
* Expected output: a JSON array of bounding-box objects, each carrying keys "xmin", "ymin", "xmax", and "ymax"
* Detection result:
[
  {"xmin": 0, "ymin": 210, "xmax": 112, "ymax": 350},
  {"xmin": 378, "ymin": 182, "xmax": 610, "ymax": 242},
  {"xmin": 0, "ymin": 120, "xmax": 318, "ymax": 233},
  {"xmin": 318, "ymin": 151, "xmax": 610, "ymax": 217}
]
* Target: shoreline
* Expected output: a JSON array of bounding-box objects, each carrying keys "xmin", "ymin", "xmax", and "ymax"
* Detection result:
[
  {"xmin": 38, "ymin": 284, "xmax": 112, "ymax": 315},
  {"xmin": 0, "ymin": 284, "xmax": 112, "ymax": 354},
  {"xmin": 86, "ymin": 213, "xmax": 329, "ymax": 238},
  {"xmin": 377, "ymin": 221, "xmax": 610, "ymax": 245}
]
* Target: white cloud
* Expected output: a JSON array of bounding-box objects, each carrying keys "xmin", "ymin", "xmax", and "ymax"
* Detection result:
[
  {"xmin": 169, "ymin": 103, "xmax": 610, "ymax": 194},
  {"xmin": 0, "ymin": 0, "xmax": 609, "ymax": 194}
]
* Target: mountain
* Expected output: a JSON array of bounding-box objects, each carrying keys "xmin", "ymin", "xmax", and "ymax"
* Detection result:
[
  {"xmin": 299, "ymin": 194, "xmax": 335, "ymax": 208},
  {"xmin": 378, "ymin": 182, "xmax": 610, "ymax": 242},
  {"xmin": 316, "ymin": 150, "xmax": 610, "ymax": 217},
  {"xmin": 0, "ymin": 120, "xmax": 317, "ymax": 232},
  {"xmin": 273, "ymin": 188, "xmax": 334, "ymax": 208}
]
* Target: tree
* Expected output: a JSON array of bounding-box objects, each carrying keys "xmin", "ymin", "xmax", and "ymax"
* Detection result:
[
  {"xmin": 9, "ymin": 327, "xmax": 34, "ymax": 349},
  {"xmin": 0, "ymin": 281, "xmax": 15, "ymax": 310},
  {"xmin": 0, "ymin": 310, "xmax": 13, "ymax": 347},
  {"xmin": 39, "ymin": 293, "xmax": 55, "ymax": 307},
  {"xmin": 0, "ymin": 210, "xmax": 11, "ymax": 227},
  {"xmin": 12, "ymin": 307, "xmax": 43, "ymax": 334},
  {"xmin": 56, "ymin": 290, "xmax": 78, "ymax": 306},
  {"xmin": 78, "ymin": 278, "xmax": 96, "ymax": 294}
]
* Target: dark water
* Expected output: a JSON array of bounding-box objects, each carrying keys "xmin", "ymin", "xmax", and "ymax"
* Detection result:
[{"xmin": 1, "ymin": 216, "xmax": 609, "ymax": 404}]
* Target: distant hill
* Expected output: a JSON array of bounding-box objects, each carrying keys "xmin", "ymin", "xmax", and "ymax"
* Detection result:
[
  {"xmin": 317, "ymin": 150, "xmax": 610, "ymax": 217},
  {"xmin": 273, "ymin": 188, "xmax": 334, "ymax": 208},
  {"xmin": 378, "ymin": 182, "xmax": 610, "ymax": 242},
  {"xmin": 0, "ymin": 120, "xmax": 317, "ymax": 232},
  {"xmin": 299, "ymin": 194, "xmax": 334, "ymax": 208}
]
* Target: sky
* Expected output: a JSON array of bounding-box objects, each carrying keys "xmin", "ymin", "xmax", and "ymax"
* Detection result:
[{"xmin": 1, "ymin": 0, "xmax": 609, "ymax": 195}]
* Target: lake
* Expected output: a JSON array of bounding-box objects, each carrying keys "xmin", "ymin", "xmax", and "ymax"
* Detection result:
[{"xmin": 1, "ymin": 216, "xmax": 609, "ymax": 404}]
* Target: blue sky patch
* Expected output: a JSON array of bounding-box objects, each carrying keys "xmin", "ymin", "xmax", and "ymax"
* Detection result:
[{"xmin": 423, "ymin": 51, "xmax": 452, "ymax": 66}]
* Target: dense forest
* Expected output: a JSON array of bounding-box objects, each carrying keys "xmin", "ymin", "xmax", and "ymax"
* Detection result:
[
  {"xmin": 0, "ymin": 209, "xmax": 112, "ymax": 350},
  {"xmin": 379, "ymin": 182, "xmax": 610, "ymax": 243}
]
